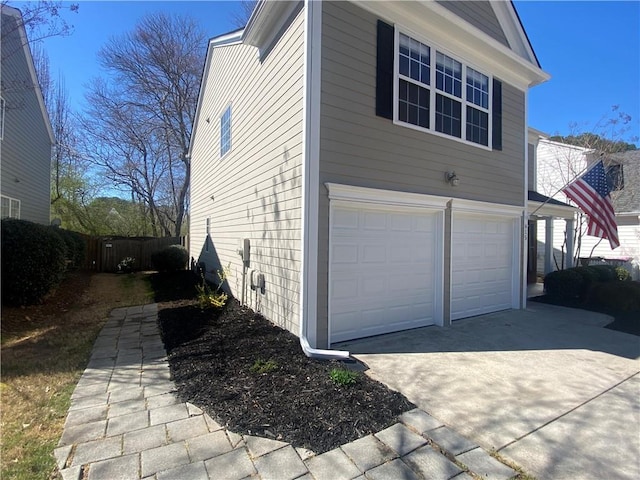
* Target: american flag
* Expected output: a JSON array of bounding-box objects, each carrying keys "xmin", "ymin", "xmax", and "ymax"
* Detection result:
[{"xmin": 562, "ymin": 160, "xmax": 619, "ymax": 249}]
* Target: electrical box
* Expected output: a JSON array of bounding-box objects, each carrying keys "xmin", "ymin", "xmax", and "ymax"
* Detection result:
[
  {"xmin": 256, "ymin": 273, "xmax": 265, "ymax": 294},
  {"xmin": 249, "ymin": 269, "xmax": 257, "ymax": 290},
  {"xmin": 237, "ymin": 238, "xmax": 250, "ymax": 263}
]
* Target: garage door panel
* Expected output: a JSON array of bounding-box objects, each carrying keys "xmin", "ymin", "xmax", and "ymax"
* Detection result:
[
  {"xmin": 330, "ymin": 205, "xmax": 440, "ymax": 343},
  {"xmin": 451, "ymin": 213, "xmax": 516, "ymax": 320},
  {"xmin": 334, "ymin": 209, "xmax": 359, "ymax": 228}
]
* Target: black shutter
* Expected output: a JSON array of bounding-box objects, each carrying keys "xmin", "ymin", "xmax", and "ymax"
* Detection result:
[
  {"xmin": 492, "ymin": 78, "xmax": 503, "ymax": 151},
  {"xmin": 376, "ymin": 20, "xmax": 394, "ymax": 119}
]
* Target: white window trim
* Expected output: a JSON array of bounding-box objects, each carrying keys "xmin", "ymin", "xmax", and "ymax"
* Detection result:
[
  {"xmin": 219, "ymin": 103, "xmax": 232, "ymax": 159},
  {"xmin": 393, "ymin": 26, "xmax": 493, "ymax": 151},
  {"xmin": 1, "ymin": 195, "xmax": 21, "ymax": 219}
]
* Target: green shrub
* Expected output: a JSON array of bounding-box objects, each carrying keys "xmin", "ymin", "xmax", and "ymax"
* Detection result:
[
  {"xmin": 1, "ymin": 219, "xmax": 68, "ymax": 305},
  {"xmin": 588, "ymin": 264, "xmax": 617, "ymax": 283},
  {"xmin": 615, "ymin": 267, "xmax": 632, "ymax": 282},
  {"xmin": 588, "ymin": 281, "xmax": 640, "ymax": 312},
  {"xmin": 572, "ymin": 266, "xmax": 599, "ymax": 284},
  {"xmin": 52, "ymin": 228, "xmax": 85, "ymax": 269},
  {"xmin": 151, "ymin": 244, "xmax": 188, "ymax": 272},
  {"xmin": 544, "ymin": 269, "xmax": 584, "ymax": 301}
]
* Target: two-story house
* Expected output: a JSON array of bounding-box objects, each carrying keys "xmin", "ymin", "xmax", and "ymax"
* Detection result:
[
  {"xmin": 532, "ymin": 135, "xmax": 639, "ymax": 279},
  {"xmin": 1, "ymin": 5, "xmax": 54, "ymax": 225},
  {"xmin": 189, "ymin": 0, "xmax": 549, "ymax": 355}
]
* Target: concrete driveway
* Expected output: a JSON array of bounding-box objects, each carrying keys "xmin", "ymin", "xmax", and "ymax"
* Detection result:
[{"xmin": 338, "ymin": 303, "xmax": 640, "ymax": 480}]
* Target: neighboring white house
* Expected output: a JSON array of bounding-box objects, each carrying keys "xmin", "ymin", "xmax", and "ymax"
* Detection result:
[
  {"xmin": 189, "ymin": 0, "xmax": 549, "ymax": 354},
  {"xmin": 1, "ymin": 5, "xmax": 54, "ymax": 224},
  {"xmin": 533, "ymin": 136, "xmax": 639, "ymax": 279}
]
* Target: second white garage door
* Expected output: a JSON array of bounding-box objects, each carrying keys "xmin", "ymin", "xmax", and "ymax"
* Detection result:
[
  {"xmin": 451, "ymin": 212, "xmax": 518, "ymax": 320},
  {"xmin": 329, "ymin": 204, "xmax": 442, "ymax": 343}
]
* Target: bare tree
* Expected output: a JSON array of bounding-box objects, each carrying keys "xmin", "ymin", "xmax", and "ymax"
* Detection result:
[
  {"xmin": 1, "ymin": 1, "xmax": 78, "ymax": 61},
  {"xmin": 82, "ymin": 12, "xmax": 206, "ymax": 237},
  {"xmin": 231, "ymin": 0, "xmax": 258, "ymax": 28},
  {"xmin": 537, "ymin": 107, "xmax": 638, "ymax": 268}
]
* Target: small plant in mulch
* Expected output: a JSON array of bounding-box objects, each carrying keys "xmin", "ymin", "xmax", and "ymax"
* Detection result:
[
  {"xmin": 156, "ymin": 287, "xmax": 415, "ymax": 454},
  {"xmin": 250, "ymin": 359, "xmax": 279, "ymax": 374},
  {"xmin": 195, "ymin": 266, "xmax": 229, "ymax": 310},
  {"xmin": 329, "ymin": 367, "xmax": 359, "ymax": 386}
]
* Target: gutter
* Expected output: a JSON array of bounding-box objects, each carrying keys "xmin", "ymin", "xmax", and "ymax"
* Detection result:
[{"xmin": 299, "ymin": 0, "xmax": 348, "ymax": 361}]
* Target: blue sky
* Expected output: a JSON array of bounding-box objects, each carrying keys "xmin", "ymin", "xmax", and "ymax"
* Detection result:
[{"xmin": 24, "ymin": 1, "xmax": 640, "ymax": 145}]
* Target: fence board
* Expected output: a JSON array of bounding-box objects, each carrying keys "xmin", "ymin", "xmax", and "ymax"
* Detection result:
[{"xmin": 76, "ymin": 235, "xmax": 185, "ymax": 272}]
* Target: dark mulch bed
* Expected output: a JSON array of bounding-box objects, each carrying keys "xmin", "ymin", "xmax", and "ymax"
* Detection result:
[
  {"xmin": 530, "ymin": 295, "xmax": 640, "ymax": 336},
  {"xmin": 155, "ymin": 272, "xmax": 414, "ymax": 454}
]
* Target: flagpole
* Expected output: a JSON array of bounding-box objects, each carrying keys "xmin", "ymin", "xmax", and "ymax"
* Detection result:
[{"xmin": 528, "ymin": 163, "xmax": 591, "ymax": 217}]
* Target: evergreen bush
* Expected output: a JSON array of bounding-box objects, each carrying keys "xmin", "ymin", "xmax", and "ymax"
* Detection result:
[
  {"xmin": 543, "ymin": 269, "xmax": 583, "ymax": 301},
  {"xmin": 1, "ymin": 219, "xmax": 68, "ymax": 305},
  {"xmin": 151, "ymin": 244, "xmax": 188, "ymax": 272}
]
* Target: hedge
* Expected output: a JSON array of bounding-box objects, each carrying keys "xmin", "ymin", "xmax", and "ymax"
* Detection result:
[
  {"xmin": 1, "ymin": 219, "xmax": 68, "ymax": 305},
  {"xmin": 53, "ymin": 228, "xmax": 86, "ymax": 269},
  {"xmin": 543, "ymin": 269, "xmax": 584, "ymax": 301},
  {"xmin": 151, "ymin": 244, "xmax": 188, "ymax": 272}
]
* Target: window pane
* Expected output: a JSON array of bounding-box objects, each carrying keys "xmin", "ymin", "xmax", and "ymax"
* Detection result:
[
  {"xmin": 398, "ymin": 79, "xmax": 430, "ymax": 129},
  {"xmin": 220, "ymin": 106, "xmax": 232, "ymax": 157},
  {"xmin": 466, "ymin": 68, "xmax": 489, "ymax": 109},
  {"xmin": 606, "ymin": 164, "xmax": 624, "ymax": 191},
  {"xmin": 399, "ymin": 33, "xmax": 430, "ymax": 85},
  {"xmin": 436, "ymin": 94, "xmax": 461, "ymax": 138},
  {"xmin": 1, "ymin": 197, "xmax": 9, "ymax": 218},
  {"xmin": 400, "ymin": 56, "xmax": 409, "ymax": 77},
  {"xmin": 10, "ymin": 199, "xmax": 19, "ymax": 218},
  {"xmin": 436, "ymin": 52, "xmax": 462, "ymax": 98},
  {"xmin": 466, "ymin": 106, "xmax": 488, "ymax": 145}
]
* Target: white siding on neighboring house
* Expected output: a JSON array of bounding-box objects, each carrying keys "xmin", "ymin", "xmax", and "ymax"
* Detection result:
[
  {"xmin": 535, "ymin": 138, "xmax": 640, "ymax": 279},
  {"xmin": 190, "ymin": 9, "xmax": 305, "ymax": 335},
  {"xmin": 537, "ymin": 220, "xmax": 639, "ymax": 279}
]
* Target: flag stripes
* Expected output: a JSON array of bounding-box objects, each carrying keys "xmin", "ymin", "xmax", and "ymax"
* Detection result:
[{"xmin": 562, "ymin": 160, "xmax": 619, "ymax": 249}]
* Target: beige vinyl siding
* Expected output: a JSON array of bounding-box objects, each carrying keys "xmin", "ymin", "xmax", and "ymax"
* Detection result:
[
  {"xmin": 316, "ymin": 1, "xmax": 526, "ymax": 345},
  {"xmin": 1, "ymin": 12, "xmax": 52, "ymax": 225},
  {"xmin": 190, "ymin": 10, "xmax": 304, "ymax": 335},
  {"xmin": 437, "ymin": 1, "xmax": 509, "ymax": 47}
]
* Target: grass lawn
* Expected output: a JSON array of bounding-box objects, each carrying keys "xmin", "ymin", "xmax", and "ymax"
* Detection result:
[{"xmin": 0, "ymin": 271, "xmax": 154, "ymax": 480}]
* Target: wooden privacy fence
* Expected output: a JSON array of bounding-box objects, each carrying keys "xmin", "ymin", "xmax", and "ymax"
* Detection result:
[{"xmin": 82, "ymin": 236, "xmax": 186, "ymax": 272}]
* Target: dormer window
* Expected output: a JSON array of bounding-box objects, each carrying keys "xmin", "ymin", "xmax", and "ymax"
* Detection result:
[{"xmin": 606, "ymin": 164, "xmax": 624, "ymax": 191}]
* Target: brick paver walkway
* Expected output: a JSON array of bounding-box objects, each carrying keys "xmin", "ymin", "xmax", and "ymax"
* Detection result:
[{"xmin": 56, "ymin": 304, "xmax": 519, "ymax": 480}]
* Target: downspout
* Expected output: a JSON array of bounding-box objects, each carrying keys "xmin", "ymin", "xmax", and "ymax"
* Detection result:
[{"xmin": 299, "ymin": 0, "xmax": 349, "ymax": 360}]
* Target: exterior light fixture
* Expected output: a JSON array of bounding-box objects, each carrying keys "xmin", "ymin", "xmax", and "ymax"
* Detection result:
[{"xmin": 445, "ymin": 171, "xmax": 460, "ymax": 186}]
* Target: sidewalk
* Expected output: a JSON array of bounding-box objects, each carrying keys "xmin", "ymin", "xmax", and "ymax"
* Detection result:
[{"xmin": 56, "ymin": 304, "xmax": 520, "ymax": 480}]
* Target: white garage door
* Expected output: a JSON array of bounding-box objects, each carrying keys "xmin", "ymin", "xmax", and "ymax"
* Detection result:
[
  {"xmin": 451, "ymin": 213, "xmax": 517, "ymax": 320},
  {"xmin": 330, "ymin": 204, "xmax": 441, "ymax": 343}
]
